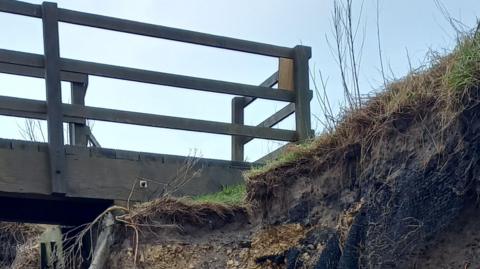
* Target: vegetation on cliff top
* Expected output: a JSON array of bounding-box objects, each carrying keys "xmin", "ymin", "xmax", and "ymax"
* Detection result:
[
  {"xmin": 193, "ymin": 184, "xmax": 246, "ymax": 205},
  {"xmin": 246, "ymin": 30, "xmax": 480, "ymax": 180}
]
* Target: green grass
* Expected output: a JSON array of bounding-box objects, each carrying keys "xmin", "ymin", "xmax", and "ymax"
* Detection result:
[
  {"xmin": 446, "ymin": 34, "xmax": 480, "ymax": 93},
  {"xmin": 193, "ymin": 184, "xmax": 246, "ymax": 205},
  {"xmin": 246, "ymin": 139, "xmax": 317, "ymax": 178}
]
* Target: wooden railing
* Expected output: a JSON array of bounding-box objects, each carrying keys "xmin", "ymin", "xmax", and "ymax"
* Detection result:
[{"xmin": 0, "ymin": 1, "xmax": 312, "ymax": 195}]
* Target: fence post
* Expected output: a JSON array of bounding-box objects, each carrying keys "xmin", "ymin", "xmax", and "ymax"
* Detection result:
[
  {"xmin": 293, "ymin": 45, "xmax": 312, "ymax": 141},
  {"xmin": 231, "ymin": 97, "xmax": 245, "ymax": 161},
  {"xmin": 42, "ymin": 2, "xmax": 66, "ymax": 195},
  {"xmin": 69, "ymin": 80, "xmax": 88, "ymax": 146}
]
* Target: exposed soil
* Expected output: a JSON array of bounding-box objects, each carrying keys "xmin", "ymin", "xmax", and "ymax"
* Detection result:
[
  {"xmin": 413, "ymin": 205, "xmax": 480, "ymax": 268},
  {"xmin": 108, "ymin": 223, "xmax": 310, "ymax": 269}
]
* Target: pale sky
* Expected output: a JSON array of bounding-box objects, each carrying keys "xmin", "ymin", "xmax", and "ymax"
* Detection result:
[{"xmin": 0, "ymin": 0, "xmax": 479, "ymax": 161}]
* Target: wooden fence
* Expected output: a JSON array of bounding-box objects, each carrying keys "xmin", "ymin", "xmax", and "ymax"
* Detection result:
[{"xmin": 0, "ymin": 1, "xmax": 312, "ymax": 195}]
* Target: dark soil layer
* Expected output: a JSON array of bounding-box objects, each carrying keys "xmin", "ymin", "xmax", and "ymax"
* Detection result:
[
  {"xmin": 414, "ymin": 205, "xmax": 480, "ymax": 268},
  {"xmin": 246, "ymin": 69, "xmax": 480, "ymax": 268}
]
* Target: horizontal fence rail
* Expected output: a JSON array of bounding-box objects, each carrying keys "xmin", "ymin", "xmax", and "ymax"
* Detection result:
[
  {"xmin": 0, "ymin": 2, "xmax": 294, "ymax": 58},
  {"xmin": 0, "ymin": 62, "xmax": 87, "ymax": 83},
  {"xmin": 0, "ymin": 0, "xmax": 312, "ymax": 196},
  {"xmin": 0, "ymin": 95, "xmax": 297, "ymax": 141},
  {"xmin": 60, "ymin": 58, "xmax": 296, "ymax": 102},
  {"xmin": 0, "ymin": 49, "xmax": 295, "ymax": 102}
]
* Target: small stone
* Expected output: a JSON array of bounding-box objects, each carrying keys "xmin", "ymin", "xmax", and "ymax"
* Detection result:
[
  {"xmin": 302, "ymin": 252, "xmax": 310, "ymax": 260},
  {"xmin": 239, "ymin": 240, "xmax": 251, "ymax": 248},
  {"xmin": 227, "ymin": 259, "xmax": 234, "ymax": 265}
]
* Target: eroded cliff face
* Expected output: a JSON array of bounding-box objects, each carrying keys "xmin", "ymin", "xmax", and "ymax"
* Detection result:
[
  {"xmin": 105, "ymin": 96, "xmax": 480, "ymax": 268},
  {"xmin": 105, "ymin": 102, "xmax": 480, "ymax": 269},
  {"xmin": 103, "ymin": 35, "xmax": 480, "ymax": 269},
  {"xmin": 247, "ymin": 105, "xmax": 480, "ymax": 268},
  {"xmin": 245, "ymin": 45, "xmax": 480, "ymax": 267}
]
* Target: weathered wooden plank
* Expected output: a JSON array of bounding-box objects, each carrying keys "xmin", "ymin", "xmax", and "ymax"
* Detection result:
[
  {"xmin": 0, "ymin": 95, "xmax": 296, "ymax": 141},
  {"xmin": 0, "ymin": 0, "xmax": 42, "ymax": 18},
  {"xmin": 42, "ymin": 2, "xmax": 66, "ymax": 195},
  {"xmin": 0, "ymin": 95, "xmax": 83, "ymax": 123},
  {"xmin": 62, "ymin": 103, "xmax": 297, "ymax": 142},
  {"xmin": 87, "ymin": 128, "xmax": 101, "ymax": 148},
  {"xmin": 293, "ymin": 45, "xmax": 313, "ymax": 140},
  {"xmin": 0, "ymin": 48, "xmax": 43, "ymax": 67},
  {"xmin": 242, "ymin": 71, "xmax": 279, "ymax": 108},
  {"xmin": 0, "ymin": 2, "xmax": 294, "ymax": 58},
  {"xmin": 231, "ymin": 97, "xmax": 245, "ymax": 161},
  {"xmin": 258, "ymin": 103, "xmax": 295, "ymax": 128},
  {"xmin": 69, "ymin": 82, "xmax": 88, "ymax": 146},
  {"xmin": 278, "ymin": 58, "xmax": 294, "ymax": 91},
  {"xmin": 69, "ymin": 145, "xmax": 251, "ymax": 200},
  {"xmin": 57, "ymin": 8, "xmax": 294, "ymax": 58},
  {"xmin": 0, "ymin": 146, "xmax": 51, "ymax": 195},
  {"xmin": 59, "ymin": 58, "xmax": 295, "ymax": 102},
  {"xmin": 0, "ymin": 62, "xmax": 88, "ymax": 83},
  {"xmin": 0, "ymin": 139, "xmax": 249, "ymax": 201}
]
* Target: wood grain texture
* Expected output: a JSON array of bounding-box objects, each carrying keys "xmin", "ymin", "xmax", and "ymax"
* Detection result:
[
  {"xmin": 0, "ymin": 139, "xmax": 249, "ymax": 201},
  {"xmin": 278, "ymin": 58, "xmax": 294, "ymax": 91}
]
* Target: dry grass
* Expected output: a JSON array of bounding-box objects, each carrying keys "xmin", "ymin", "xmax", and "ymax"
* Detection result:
[
  {"xmin": 0, "ymin": 223, "xmax": 45, "ymax": 268},
  {"xmin": 246, "ymin": 30, "xmax": 480, "ymax": 182},
  {"xmin": 128, "ymin": 197, "xmax": 248, "ymax": 228}
]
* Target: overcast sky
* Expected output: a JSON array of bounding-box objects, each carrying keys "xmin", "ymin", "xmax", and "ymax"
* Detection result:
[{"xmin": 0, "ymin": 0, "xmax": 479, "ymax": 161}]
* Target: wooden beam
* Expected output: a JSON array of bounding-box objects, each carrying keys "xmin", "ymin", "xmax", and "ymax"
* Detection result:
[
  {"xmin": 278, "ymin": 58, "xmax": 294, "ymax": 91},
  {"xmin": 242, "ymin": 71, "xmax": 279, "ymax": 108},
  {"xmin": 42, "ymin": 2, "xmax": 66, "ymax": 195},
  {"xmin": 231, "ymin": 97, "xmax": 245, "ymax": 161},
  {"xmin": 57, "ymin": 8, "xmax": 294, "ymax": 58},
  {"xmin": 293, "ymin": 45, "xmax": 313, "ymax": 140},
  {"xmin": 0, "ymin": 50, "xmax": 288, "ymax": 101},
  {"xmin": 69, "ymin": 82, "xmax": 88, "ymax": 146},
  {"xmin": 0, "ymin": 48, "xmax": 44, "ymax": 67},
  {"xmin": 0, "ymin": 138, "xmax": 251, "ymax": 201},
  {"xmin": 0, "ymin": 0, "xmax": 42, "ymax": 18},
  {"xmin": 0, "ymin": 2, "xmax": 294, "ymax": 58},
  {"xmin": 62, "ymin": 104, "xmax": 298, "ymax": 142},
  {"xmin": 0, "ymin": 95, "xmax": 82, "ymax": 123},
  {"xmin": 59, "ymin": 58, "xmax": 295, "ymax": 102},
  {"xmin": 0, "ymin": 62, "xmax": 88, "ymax": 83},
  {"xmin": 87, "ymin": 128, "xmax": 101, "ymax": 148},
  {"xmin": 0, "ymin": 95, "xmax": 297, "ymax": 141}
]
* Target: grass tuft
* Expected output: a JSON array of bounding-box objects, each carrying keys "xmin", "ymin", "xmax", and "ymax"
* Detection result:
[
  {"xmin": 446, "ymin": 34, "xmax": 480, "ymax": 93},
  {"xmin": 193, "ymin": 184, "xmax": 246, "ymax": 205},
  {"xmin": 246, "ymin": 140, "xmax": 318, "ymax": 178}
]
